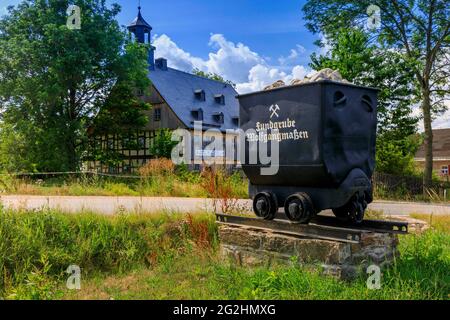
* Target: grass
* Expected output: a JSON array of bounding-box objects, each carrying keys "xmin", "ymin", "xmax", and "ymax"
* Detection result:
[
  {"xmin": 0, "ymin": 170, "xmax": 249, "ymax": 199},
  {"xmin": 0, "ymin": 207, "xmax": 448, "ymax": 300},
  {"xmin": 0, "ymin": 207, "xmax": 218, "ymax": 299},
  {"xmin": 1, "ymin": 174, "xmax": 449, "ymax": 205},
  {"xmin": 1, "ymin": 162, "xmax": 449, "ymax": 205},
  {"xmin": 410, "ymin": 213, "xmax": 450, "ymax": 232}
]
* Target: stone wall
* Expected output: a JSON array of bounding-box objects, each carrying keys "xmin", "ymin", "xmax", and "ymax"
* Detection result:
[{"xmin": 218, "ymin": 224, "xmax": 400, "ymax": 280}]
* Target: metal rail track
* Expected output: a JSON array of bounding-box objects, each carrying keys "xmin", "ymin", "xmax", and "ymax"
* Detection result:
[{"xmin": 216, "ymin": 214, "xmax": 408, "ymax": 244}]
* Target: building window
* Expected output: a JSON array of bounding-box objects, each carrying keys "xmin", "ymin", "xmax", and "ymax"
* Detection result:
[
  {"xmin": 192, "ymin": 108, "xmax": 203, "ymax": 121},
  {"xmin": 107, "ymin": 140, "xmax": 114, "ymax": 150},
  {"xmin": 122, "ymin": 137, "xmax": 130, "ymax": 149},
  {"xmin": 138, "ymin": 137, "xmax": 146, "ymax": 149},
  {"xmin": 194, "ymin": 89, "xmax": 205, "ymax": 101},
  {"xmin": 213, "ymin": 112, "xmax": 224, "ymax": 124},
  {"xmin": 441, "ymin": 165, "xmax": 449, "ymax": 176},
  {"xmin": 108, "ymin": 166, "xmax": 118, "ymax": 174},
  {"xmin": 123, "ymin": 165, "xmax": 131, "ymax": 174},
  {"xmin": 137, "ymin": 89, "xmax": 144, "ymax": 97},
  {"xmin": 214, "ymin": 94, "xmax": 225, "ymax": 105},
  {"xmin": 203, "ymin": 136, "xmax": 214, "ymax": 147},
  {"xmin": 154, "ymin": 108, "xmax": 161, "ymax": 121}
]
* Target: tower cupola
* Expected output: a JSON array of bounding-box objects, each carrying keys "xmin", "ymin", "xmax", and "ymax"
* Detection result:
[{"xmin": 127, "ymin": 6, "xmax": 155, "ymax": 70}]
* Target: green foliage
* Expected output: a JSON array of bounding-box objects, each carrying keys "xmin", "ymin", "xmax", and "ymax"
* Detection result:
[
  {"xmin": 376, "ymin": 134, "xmax": 423, "ymax": 175},
  {"xmin": 1, "ymin": 209, "xmax": 448, "ymax": 300},
  {"xmin": 90, "ymin": 42, "xmax": 152, "ymax": 136},
  {"xmin": 302, "ymin": 0, "xmax": 450, "ymax": 186},
  {"xmin": 0, "ymin": 170, "xmax": 249, "ymax": 199},
  {"xmin": 192, "ymin": 68, "xmax": 236, "ymax": 88},
  {"xmin": 310, "ymin": 28, "xmax": 419, "ymax": 136},
  {"xmin": 0, "ymin": 1, "xmax": 150, "ymax": 172},
  {"xmin": 175, "ymin": 163, "xmax": 202, "ymax": 184},
  {"xmin": 150, "ymin": 129, "xmax": 179, "ymax": 159},
  {"xmin": 0, "ymin": 122, "xmax": 36, "ymax": 173},
  {"xmin": 0, "ymin": 208, "xmax": 217, "ymax": 299},
  {"xmin": 310, "ymin": 28, "xmax": 420, "ymax": 175}
]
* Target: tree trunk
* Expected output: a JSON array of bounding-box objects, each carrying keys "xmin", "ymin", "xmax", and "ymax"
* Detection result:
[
  {"xmin": 66, "ymin": 132, "xmax": 78, "ymax": 171},
  {"xmin": 67, "ymin": 89, "xmax": 79, "ymax": 171},
  {"xmin": 421, "ymin": 87, "xmax": 433, "ymax": 193}
]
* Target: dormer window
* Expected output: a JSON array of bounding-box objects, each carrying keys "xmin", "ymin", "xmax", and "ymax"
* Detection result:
[
  {"xmin": 213, "ymin": 112, "xmax": 224, "ymax": 124},
  {"xmin": 191, "ymin": 108, "xmax": 204, "ymax": 121},
  {"xmin": 214, "ymin": 94, "xmax": 225, "ymax": 105},
  {"xmin": 194, "ymin": 89, "xmax": 205, "ymax": 101}
]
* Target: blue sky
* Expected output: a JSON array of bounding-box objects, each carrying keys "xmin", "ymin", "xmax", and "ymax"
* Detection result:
[
  {"xmin": 114, "ymin": 0, "xmax": 316, "ymax": 65},
  {"xmin": 1, "ymin": 0, "xmax": 449, "ymax": 128},
  {"xmin": 1, "ymin": 0, "xmax": 317, "ymax": 62},
  {"xmin": 0, "ymin": 0, "xmax": 321, "ymax": 93}
]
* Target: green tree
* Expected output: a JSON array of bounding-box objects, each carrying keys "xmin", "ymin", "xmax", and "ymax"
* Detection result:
[
  {"xmin": 83, "ymin": 82, "xmax": 151, "ymax": 168},
  {"xmin": 310, "ymin": 28, "xmax": 420, "ymax": 174},
  {"xmin": 303, "ymin": 0, "xmax": 450, "ymax": 189},
  {"xmin": 376, "ymin": 134, "xmax": 423, "ymax": 175},
  {"xmin": 0, "ymin": 0, "xmax": 150, "ymax": 172},
  {"xmin": 192, "ymin": 68, "xmax": 236, "ymax": 88},
  {"xmin": 150, "ymin": 129, "xmax": 178, "ymax": 159},
  {"xmin": 310, "ymin": 28, "xmax": 418, "ymax": 137}
]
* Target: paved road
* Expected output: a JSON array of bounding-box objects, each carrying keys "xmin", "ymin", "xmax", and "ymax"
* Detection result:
[{"xmin": 1, "ymin": 195, "xmax": 449, "ymax": 216}]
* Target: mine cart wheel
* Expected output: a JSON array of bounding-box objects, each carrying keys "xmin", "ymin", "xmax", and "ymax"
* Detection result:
[
  {"xmin": 332, "ymin": 193, "xmax": 367, "ymax": 224},
  {"xmin": 284, "ymin": 193, "xmax": 315, "ymax": 224},
  {"xmin": 253, "ymin": 192, "xmax": 278, "ymax": 220}
]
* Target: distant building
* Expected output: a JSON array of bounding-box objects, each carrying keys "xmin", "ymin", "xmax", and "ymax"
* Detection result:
[
  {"xmin": 86, "ymin": 6, "xmax": 239, "ymax": 173},
  {"xmin": 415, "ymin": 128, "xmax": 450, "ymax": 179}
]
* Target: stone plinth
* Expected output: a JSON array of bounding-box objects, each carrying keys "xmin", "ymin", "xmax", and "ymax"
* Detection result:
[{"xmin": 218, "ymin": 224, "xmax": 399, "ymax": 280}]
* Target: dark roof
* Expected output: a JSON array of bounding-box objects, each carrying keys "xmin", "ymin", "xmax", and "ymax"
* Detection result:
[
  {"xmin": 148, "ymin": 66, "xmax": 239, "ymax": 132},
  {"xmin": 416, "ymin": 128, "xmax": 450, "ymax": 158},
  {"xmin": 127, "ymin": 7, "xmax": 152, "ymax": 29}
]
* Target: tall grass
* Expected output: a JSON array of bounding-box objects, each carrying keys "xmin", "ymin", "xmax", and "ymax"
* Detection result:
[
  {"xmin": 66, "ymin": 228, "xmax": 450, "ymax": 300},
  {"xmin": 1, "ymin": 208, "xmax": 448, "ymax": 300},
  {"xmin": 0, "ymin": 207, "xmax": 216, "ymax": 299},
  {"xmin": 0, "ymin": 165, "xmax": 248, "ymax": 199}
]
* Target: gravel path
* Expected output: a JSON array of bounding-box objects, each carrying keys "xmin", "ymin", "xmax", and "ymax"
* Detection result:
[{"xmin": 1, "ymin": 195, "xmax": 449, "ymax": 216}]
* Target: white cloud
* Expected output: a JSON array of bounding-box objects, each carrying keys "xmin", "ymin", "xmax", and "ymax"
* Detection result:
[
  {"xmin": 414, "ymin": 100, "xmax": 450, "ymax": 132},
  {"xmin": 205, "ymin": 34, "xmax": 265, "ymax": 83},
  {"xmin": 152, "ymin": 34, "xmax": 205, "ymax": 72},
  {"xmin": 278, "ymin": 45, "xmax": 306, "ymax": 66},
  {"xmin": 152, "ymin": 33, "xmax": 311, "ymax": 94},
  {"xmin": 432, "ymin": 101, "xmax": 450, "ymax": 129},
  {"xmin": 316, "ymin": 33, "xmax": 332, "ymax": 57}
]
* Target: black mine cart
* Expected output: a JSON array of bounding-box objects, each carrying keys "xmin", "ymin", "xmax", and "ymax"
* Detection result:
[{"xmin": 238, "ymin": 80, "xmax": 379, "ymax": 224}]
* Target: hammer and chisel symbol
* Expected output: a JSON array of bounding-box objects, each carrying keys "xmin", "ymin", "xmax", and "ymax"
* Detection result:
[{"xmin": 269, "ymin": 104, "xmax": 280, "ymax": 118}]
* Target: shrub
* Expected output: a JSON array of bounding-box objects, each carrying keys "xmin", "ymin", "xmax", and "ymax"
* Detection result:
[
  {"xmin": 139, "ymin": 158, "xmax": 175, "ymax": 177},
  {"xmin": 200, "ymin": 167, "xmax": 240, "ymax": 213},
  {"xmin": 150, "ymin": 129, "xmax": 179, "ymax": 159}
]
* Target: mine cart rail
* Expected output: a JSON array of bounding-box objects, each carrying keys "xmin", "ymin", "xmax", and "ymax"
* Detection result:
[
  {"xmin": 216, "ymin": 214, "xmax": 408, "ymax": 244},
  {"xmin": 310, "ymin": 215, "xmax": 408, "ymax": 234}
]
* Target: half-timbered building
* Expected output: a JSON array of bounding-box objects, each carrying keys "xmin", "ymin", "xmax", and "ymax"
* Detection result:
[{"xmin": 85, "ymin": 6, "xmax": 240, "ymax": 173}]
